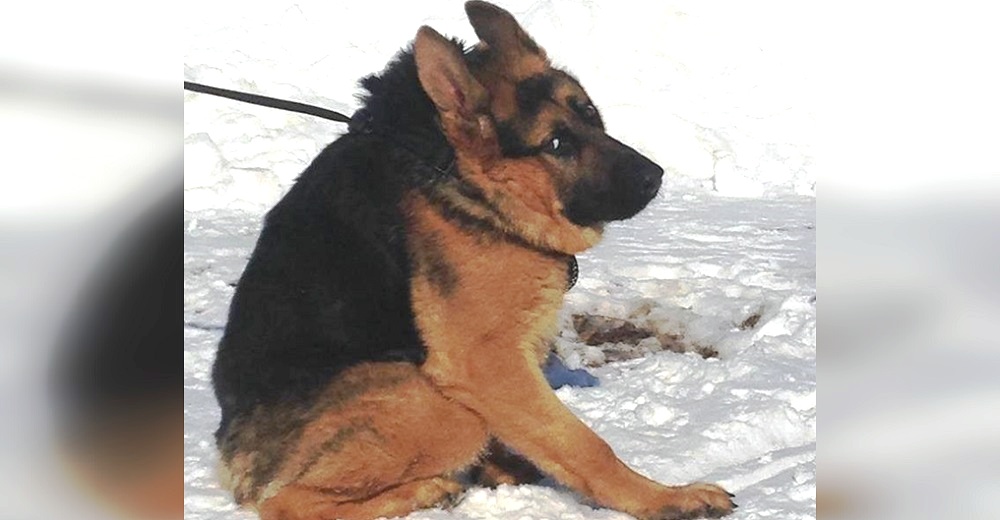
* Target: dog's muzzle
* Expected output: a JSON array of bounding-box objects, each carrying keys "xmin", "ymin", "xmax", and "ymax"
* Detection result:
[{"xmin": 563, "ymin": 146, "xmax": 664, "ymax": 227}]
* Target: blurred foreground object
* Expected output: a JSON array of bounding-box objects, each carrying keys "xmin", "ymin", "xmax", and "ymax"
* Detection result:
[
  {"xmin": 52, "ymin": 185, "xmax": 181, "ymax": 519},
  {"xmin": 821, "ymin": 187, "xmax": 1000, "ymax": 519},
  {"xmin": 1, "ymin": 5, "xmax": 179, "ymax": 517}
]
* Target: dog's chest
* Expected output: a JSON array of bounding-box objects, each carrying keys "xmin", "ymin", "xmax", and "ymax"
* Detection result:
[{"xmin": 405, "ymin": 195, "xmax": 567, "ymax": 366}]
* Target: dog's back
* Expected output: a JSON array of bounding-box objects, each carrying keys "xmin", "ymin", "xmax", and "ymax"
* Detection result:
[{"xmin": 211, "ymin": 130, "xmax": 423, "ymax": 441}]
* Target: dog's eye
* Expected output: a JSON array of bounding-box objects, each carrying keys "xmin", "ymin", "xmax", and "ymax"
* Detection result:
[{"xmin": 543, "ymin": 135, "xmax": 576, "ymax": 158}]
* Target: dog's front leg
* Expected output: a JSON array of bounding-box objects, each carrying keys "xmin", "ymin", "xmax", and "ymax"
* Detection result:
[{"xmin": 422, "ymin": 348, "xmax": 734, "ymax": 520}]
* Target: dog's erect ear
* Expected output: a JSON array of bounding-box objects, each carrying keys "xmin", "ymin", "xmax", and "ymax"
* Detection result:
[
  {"xmin": 415, "ymin": 26, "xmax": 488, "ymax": 119},
  {"xmin": 414, "ymin": 26, "xmax": 496, "ymax": 154},
  {"xmin": 465, "ymin": 1, "xmax": 547, "ymax": 64}
]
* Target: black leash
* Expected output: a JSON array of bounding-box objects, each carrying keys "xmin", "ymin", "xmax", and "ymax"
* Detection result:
[
  {"xmin": 184, "ymin": 81, "xmax": 351, "ymax": 123},
  {"xmin": 184, "ymin": 80, "xmax": 579, "ymax": 290}
]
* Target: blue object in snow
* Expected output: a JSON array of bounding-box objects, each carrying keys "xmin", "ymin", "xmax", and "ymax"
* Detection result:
[{"xmin": 543, "ymin": 351, "xmax": 599, "ymax": 388}]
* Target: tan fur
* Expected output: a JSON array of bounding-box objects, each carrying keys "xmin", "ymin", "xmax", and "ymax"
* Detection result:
[{"xmin": 453, "ymin": 151, "xmax": 604, "ymax": 254}]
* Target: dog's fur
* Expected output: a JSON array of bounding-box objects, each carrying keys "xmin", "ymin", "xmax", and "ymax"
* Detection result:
[{"xmin": 211, "ymin": 3, "xmax": 734, "ymax": 519}]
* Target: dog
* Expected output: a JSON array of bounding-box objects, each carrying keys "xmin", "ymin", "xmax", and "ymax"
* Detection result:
[{"xmin": 211, "ymin": 2, "xmax": 735, "ymax": 519}]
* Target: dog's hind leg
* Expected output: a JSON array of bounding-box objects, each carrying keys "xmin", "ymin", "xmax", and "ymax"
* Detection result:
[
  {"xmin": 247, "ymin": 362, "xmax": 488, "ymax": 520},
  {"xmin": 259, "ymin": 477, "xmax": 463, "ymax": 520}
]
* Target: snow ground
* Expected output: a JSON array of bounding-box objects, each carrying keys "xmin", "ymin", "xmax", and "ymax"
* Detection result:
[{"xmin": 185, "ymin": 1, "xmax": 815, "ymax": 518}]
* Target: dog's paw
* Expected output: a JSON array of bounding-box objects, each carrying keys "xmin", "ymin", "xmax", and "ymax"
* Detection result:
[
  {"xmin": 433, "ymin": 478, "xmax": 467, "ymax": 510},
  {"xmin": 651, "ymin": 482, "xmax": 736, "ymax": 520}
]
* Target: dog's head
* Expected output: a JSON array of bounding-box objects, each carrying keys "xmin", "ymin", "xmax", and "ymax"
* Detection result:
[{"xmin": 413, "ymin": 1, "xmax": 662, "ymax": 253}]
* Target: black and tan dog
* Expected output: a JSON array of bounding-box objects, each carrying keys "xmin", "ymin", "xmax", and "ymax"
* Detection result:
[{"xmin": 211, "ymin": 2, "xmax": 735, "ymax": 519}]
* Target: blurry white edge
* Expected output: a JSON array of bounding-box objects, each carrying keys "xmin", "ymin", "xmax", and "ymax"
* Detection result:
[{"xmin": 0, "ymin": 64, "xmax": 179, "ymax": 223}]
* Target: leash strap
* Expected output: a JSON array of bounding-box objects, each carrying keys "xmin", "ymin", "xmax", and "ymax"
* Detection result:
[{"xmin": 184, "ymin": 81, "xmax": 351, "ymax": 123}]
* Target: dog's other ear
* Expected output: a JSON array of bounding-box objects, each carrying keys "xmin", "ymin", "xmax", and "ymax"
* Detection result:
[
  {"xmin": 465, "ymin": 1, "xmax": 547, "ymax": 66},
  {"xmin": 415, "ymin": 26, "xmax": 488, "ymax": 119},
  {"xmin": 414, "ymin": 26, "xmax": 496, "ymax": 152}
]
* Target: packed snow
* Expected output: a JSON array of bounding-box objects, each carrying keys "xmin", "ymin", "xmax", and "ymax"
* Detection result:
[{"xmin": 185, "ymin": 1, "xmax": 816, "ymax": 519}]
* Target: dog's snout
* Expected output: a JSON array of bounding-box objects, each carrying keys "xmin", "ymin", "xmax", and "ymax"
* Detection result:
[{"xmin": 564, "ymin": 139, "xmax": 664, "ymax": 226}]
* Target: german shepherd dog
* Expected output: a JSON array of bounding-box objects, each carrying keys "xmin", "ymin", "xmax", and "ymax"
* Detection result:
[{"xmin": 212, "ymin": 2, "xmax": 735, "ymax": 519}]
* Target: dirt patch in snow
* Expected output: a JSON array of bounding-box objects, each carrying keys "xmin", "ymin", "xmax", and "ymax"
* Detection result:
[{"xmin": 570, "ymin": 313, "xmax": 718, "ymax": 366}]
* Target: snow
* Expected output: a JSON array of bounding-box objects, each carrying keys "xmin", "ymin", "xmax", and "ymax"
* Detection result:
[{"xmin": 185, "ymin": 1, "xmax": 815, "ymax": 519}]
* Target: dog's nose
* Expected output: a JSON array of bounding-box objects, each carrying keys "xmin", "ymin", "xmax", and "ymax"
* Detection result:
[
  {"xmin": 638, "ymin": 160, "xmax": 664, "ymax": 198},
  {"xmin": 622, "ymin": 152, "xmax": 662, "ymax": 198}
]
